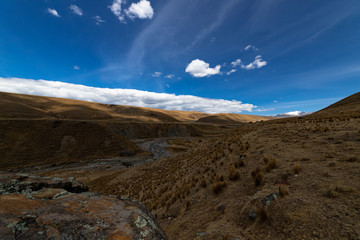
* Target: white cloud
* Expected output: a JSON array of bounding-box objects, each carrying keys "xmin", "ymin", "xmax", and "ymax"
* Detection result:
[
  {"xmin": 244, "ymin": 45, "xmax": 258, "ymax": 51},
  {"xmin": 109, "ymin": 0, "xmax": 125, "ymax": 22},
  {"xmin": 226, "ymin": 69, "xmax": 236, "ymax": 75},
  {"xmin": 0, "ymin": 77, "xmax": 255, "ymax": 114},
  {"xmin": 165, "ymin": 74, "xmax": 174, "ymax": 79},
  {"xmin": 125, "ymin": 0, "xmax": 154, "ymax": 20},
  {"xmin": 93, "ymin": 16, "xmax": 105, "ymax": 25},
  {"xmin": 69, "ymin": 5, "xmax": 83, "ymax": 16},
  {"xmin": 285, "ymin": 111, "xmax": 305, "ymax": 116},
  {"xmin": 231, "ymin": 59, "xmax": 242, "ymax": 67},
  {"xmin": 273, "ymin": 100, "xmax": 278, "ymax": 103},
  {"xmin": 242, "ymin": 55, "xmax": 267, "ymax": 70},
  {"xmin": 185, "ymin": 59, "xmax": 221, "ymax": 78},
  {"xmin": 152, "ymin": 72, "xmax": 162, "ymax": 77},
  {"xmin": 47, "ymin": 8, "xmax": 60, "ymax": 17},
  {"xmin": 166, "ymin": 84, "xmax": 170, "ymax": 88},
  {"xmin": 73, "ymin": 66, "xmax": 80, "ymax": 70}
]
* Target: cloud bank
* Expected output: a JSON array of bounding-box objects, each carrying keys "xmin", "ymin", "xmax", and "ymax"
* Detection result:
[
  {"xmin": 185, "ymin": 59, "xmax": 221, "ymax": 78},
  {"xmin": 0, "ymin": 77, "xmax": 255, "ymax": 114}
]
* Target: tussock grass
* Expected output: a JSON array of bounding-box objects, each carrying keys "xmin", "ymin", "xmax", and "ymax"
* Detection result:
[
  {"xmin": 251, "ymin": 167, "xmax": 264, "ymax": 186},
  {"xmin": 211, "ymin": 181, "xmax": 227, "ymax": 195}
]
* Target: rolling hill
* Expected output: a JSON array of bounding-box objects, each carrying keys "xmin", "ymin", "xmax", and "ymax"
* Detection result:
[{"xmin": 0, "ymin": 92, "xmax": 271, "ymax": 123}]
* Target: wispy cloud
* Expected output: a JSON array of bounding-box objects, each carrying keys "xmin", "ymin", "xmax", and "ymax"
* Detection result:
[
  {"xmin": 226, "ymin": 69, "xmax": 236, "ymax": 75},
  {"xmin": 165, "ymin": 74, "xmax": 174, "ymax": 79},
  {"xmin": 0, "ymin": 77, "xmax": 256, "ymax": 113},
  {"xmin": 93, "ymin": 16, "xmax": 105, "ymax": 25},
  {"xmin": 231, "ymin": 59, "xmax": 241, "ymax": 67},
  {"xmin": 47, "ymin": 8, "xmax": 60, "ymax": 17},
  {"xmin": 125, "ymin": 0, "xmax": 154, "ymax": 20},
  {"xmin": 73, "ymin": 66, "xmax": 80, "ymax": 70},
  {"xmin": 69, "ymin": 5, "xmax": 83, "ymax": 16},
  {"xmin": 187, "ymin": 0, "xmax": 239, "ymax": 49},
  {"xmin": 152, "ymin": 72, "xmax": 162, "ymax": 77},
  {"xmin": 244, "ymin": 44, "xmax": 258, "ymax": 51},
  {"xmin": 185, "ymin": 59, "xmax": 221, "ymax": 78}
]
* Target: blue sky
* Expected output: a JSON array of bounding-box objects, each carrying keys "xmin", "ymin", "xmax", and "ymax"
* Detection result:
[{"xmin": 0, "ymin": 0, "xmax": 359, "ymax": 115}]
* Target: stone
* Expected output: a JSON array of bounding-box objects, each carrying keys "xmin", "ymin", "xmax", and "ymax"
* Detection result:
[
  {"xmin": 0, "ymin": 172, "xmax": 167, "ymax": 240},
  {"xmin": 262, "ymin": 192, "xmax": 279, "ymax": 207}
]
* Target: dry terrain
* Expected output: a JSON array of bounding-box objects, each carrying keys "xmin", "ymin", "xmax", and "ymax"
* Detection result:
[
  {"xmin": 0, "ymin": 92, "xmax": 271, "ymax": 170},
  {"xmin": 1, "ymin": 91, "xmax": 360, "ymax": 239}
]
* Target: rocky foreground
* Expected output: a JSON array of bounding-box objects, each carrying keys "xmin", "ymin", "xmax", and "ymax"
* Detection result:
[{"xmin": 0, "ymin": 172, "xmax": 167, "ymax": 240}]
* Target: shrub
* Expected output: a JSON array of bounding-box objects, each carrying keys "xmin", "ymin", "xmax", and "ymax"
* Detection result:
[
  {"xmin": 211, "ymin": 181, "xmax": 227, "ymax": 195},
  {"xmin": 279, "ymin": 186, "xmax": 288, "ymax": 197},
  {"xmin": 251, "ymin": 167, "xmax": 264, "ymax": 186},
  {"xmin": 228, "ymin": 166, "xmax": 240, "ymax": 181},
  {"xmin": 265, "ymin": 158, "xmax": 277, "ymax": 172},
  {"xmin": 294, "ymin": 164, "xmax": 301, "ymax": 174},
  {"xmin": 256, "ymin": 205, "xmax": 268, "ymax": 221}
]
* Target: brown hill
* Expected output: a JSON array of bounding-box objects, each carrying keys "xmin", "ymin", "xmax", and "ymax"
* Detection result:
[
  {"xmin": 39, "ymin": 92, "xmax": 360, "ymax": 239},
  {"xmin": 309, "ymin": 91, "xmax": 360, "ymax": 119},
  {"xmin": 0, "ymin": 92, "xmax": 270, "ymax": 123},
  {"xmin": 196, "ymin": 113, "xmax": 273, "ymax": 124}
]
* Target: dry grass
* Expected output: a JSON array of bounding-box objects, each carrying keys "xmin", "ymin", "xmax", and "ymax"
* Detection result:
[{"xmin": 211, "ymin": 181, "xmax": 227, "ymax": 195}]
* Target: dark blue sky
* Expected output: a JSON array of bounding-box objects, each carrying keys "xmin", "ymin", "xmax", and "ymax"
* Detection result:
[{"xmin": 0, "ymin": 0, "xmax": 359, "ymax": 115}]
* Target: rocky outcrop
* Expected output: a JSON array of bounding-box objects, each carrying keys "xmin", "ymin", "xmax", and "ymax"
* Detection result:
[{"xmin": 0, "ymin": 172, "xmax": 167, "ymax": 240}]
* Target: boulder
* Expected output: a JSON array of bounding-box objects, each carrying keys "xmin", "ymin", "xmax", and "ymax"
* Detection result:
[{"xmin": 0, "ymin": 172, "xmax": 167, "ymax": 240}]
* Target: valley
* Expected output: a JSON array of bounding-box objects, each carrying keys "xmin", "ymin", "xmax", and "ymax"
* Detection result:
[{"xmin": 1, "ymin": 91, "xmax": 360, "ymax": 239}]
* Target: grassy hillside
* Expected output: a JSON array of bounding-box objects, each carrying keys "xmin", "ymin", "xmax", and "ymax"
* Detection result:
[{"xmin": 40, "ymin": 92, "xmax": 360, "ymax": 239}]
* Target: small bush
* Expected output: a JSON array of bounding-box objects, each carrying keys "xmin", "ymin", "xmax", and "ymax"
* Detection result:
[
  {"xmin": 211, "ymin": 181, "xmax": 227, "ymax": 195},
  {"xmin": 256, "ymin": 205, "xmax": 268, "ymax": 221},
  {"xmin": 228, "ymin": 166, "xmax": 240, "ymax": 181},
  {"xmin": 279, "ymin": 186, "xmax": 288, "ymax": 197},
  {"xmin": 234, "ymin": 159, "xmax": 245, "ymax": 168},
  {"xmin": 251, "ymin": 167, "xmax": 264, "ymax": 186},
  {"xmin": 294, "ymin": 164, "xmax": 301, "ymax": 174},
  {"xmin": 265, "ymin": 158, "xmax": 278, "ymax": 172}
]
